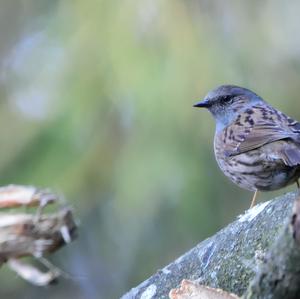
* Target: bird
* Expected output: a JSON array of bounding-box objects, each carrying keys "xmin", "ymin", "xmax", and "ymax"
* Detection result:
[{"xmin": 194, "ymin": 85, "xmax": 300, "ymax": 208}]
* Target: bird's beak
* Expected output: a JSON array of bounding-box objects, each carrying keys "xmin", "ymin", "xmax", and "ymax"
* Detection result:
[{"xmin": 193, "ymin": 99, "xmax": 210, "ymax": 108}]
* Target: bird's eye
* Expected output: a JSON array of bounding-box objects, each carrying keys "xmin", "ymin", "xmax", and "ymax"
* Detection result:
[{"xmin": 221, "ymin": 96, "xmax": 233, "ymax": 104}]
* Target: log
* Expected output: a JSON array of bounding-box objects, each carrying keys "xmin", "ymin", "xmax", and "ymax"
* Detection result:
[
  {"xmin": 121, "ymin": 192, "xmax": 297, "ymax": 299},
  {"xmin": 244, "ymin": 193, "xmax": 300, "ymax": 299}
]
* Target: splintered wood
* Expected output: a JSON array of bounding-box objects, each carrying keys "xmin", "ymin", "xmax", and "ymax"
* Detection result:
[
  {"xmin": 0, "ymin": 185, "xmax": 77, "ymax": 286},
  {"xmin": 0, "ymin": 185, "xmax": 56, "ymax": 208},
  {"xmin": 169, "ymin": 280, "xmax": 240, "ymax": 299}
]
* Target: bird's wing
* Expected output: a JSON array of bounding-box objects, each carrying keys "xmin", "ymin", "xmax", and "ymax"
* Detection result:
[
  {"xmin": 223, "ymin": 105, "xmax": 300, "ymax": 159},
  {"xmin": 277, "ymin": 142, "xmax": 300, "ymax": 166},
  {"xmin": 237, "ymin": 123, "xmax": 294, "ymax": 153}
]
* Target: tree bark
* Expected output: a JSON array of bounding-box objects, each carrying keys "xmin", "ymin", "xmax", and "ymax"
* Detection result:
[
  {"xmin": 121, "ymin": 192, "xmax": 297, "ymax": 299},
  {"xmin": 244, "ymin": 193, "xmax": 300, "ymax": 299}
]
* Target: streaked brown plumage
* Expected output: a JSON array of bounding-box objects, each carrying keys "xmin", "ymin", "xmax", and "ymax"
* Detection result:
[{"xmin": 194, "ymin": 85, "xmax": 300, "ymax": 207}]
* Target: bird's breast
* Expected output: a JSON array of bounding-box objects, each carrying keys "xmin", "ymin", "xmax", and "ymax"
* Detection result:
[{"xmin": 213, "ymin": 132, "xmax": 299, "ymax": 191}]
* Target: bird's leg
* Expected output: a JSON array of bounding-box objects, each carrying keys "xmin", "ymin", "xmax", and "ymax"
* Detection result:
[{"xmin": 250, "ymin": 190, "xmax": 258, "ymax": 209}]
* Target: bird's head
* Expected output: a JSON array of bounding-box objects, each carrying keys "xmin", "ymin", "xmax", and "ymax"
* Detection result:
[{"xmin": 194, "ymin": 85, "xmax": 264, "ymax": 131}]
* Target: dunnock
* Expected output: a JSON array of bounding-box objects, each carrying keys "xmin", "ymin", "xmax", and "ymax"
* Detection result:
[{"xmin": 194, "ymin": 85, "xmax": 300, "ymax": 208}]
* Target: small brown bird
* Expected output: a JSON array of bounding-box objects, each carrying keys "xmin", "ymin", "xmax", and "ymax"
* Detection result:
[{"xmin": 194, "ymin": 85, "xmax": 300, "ymax": 208}]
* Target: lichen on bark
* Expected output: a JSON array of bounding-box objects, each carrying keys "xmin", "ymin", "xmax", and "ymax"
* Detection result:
[{"xmin": 122, "ymin": 192, "xmax": 296, "ymax": 299}]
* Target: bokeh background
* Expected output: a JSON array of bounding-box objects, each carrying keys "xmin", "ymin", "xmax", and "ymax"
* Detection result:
[{"xmin": 1, "ymin": 1, "xmax": 300, "ymax": 298}]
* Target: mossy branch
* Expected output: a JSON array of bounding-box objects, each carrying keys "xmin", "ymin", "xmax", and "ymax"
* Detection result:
[{"xmin": 122, "ymin": 192, "xmax": 298, "ymax": 299}]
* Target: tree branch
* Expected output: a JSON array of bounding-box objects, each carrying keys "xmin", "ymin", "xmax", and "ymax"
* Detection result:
[
  {"xmin": 121, "ymin": 192, "xmax": 297, "ymax": 299},
  {"xmin": 244, "ymin": 193, "xmax": 300, "ymax": 299}
]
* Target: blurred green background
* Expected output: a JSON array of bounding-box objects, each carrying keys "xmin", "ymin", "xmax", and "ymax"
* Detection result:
[{"xmin": 1, "ymin": 1, "xmax": 300, "ymax": 298}]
